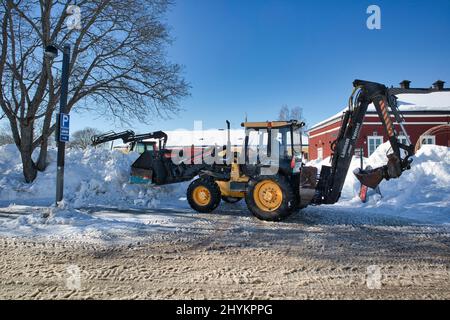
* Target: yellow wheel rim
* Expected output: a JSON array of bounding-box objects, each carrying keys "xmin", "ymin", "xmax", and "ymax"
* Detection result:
[
  {"xmin": 253, "ymin": 180, "xmax": 283, "ymax": 212},
  {"xmin": 193, "ymin": 186, "xmax": 211, "ymax": 206}
]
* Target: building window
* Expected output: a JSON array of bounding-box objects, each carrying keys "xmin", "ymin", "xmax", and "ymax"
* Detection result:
[
  {"xmin": 317, "ymin": 147, "xmax": 323, "ymax": 160},
  {"xmin": 421, "ymin": 135, "xmax": 436, "ymax": 145},
  {"xmin": 397, "ymin": 135, "xmax": 410, "ymax": 157},
  {"xmin": 367, "ymin": 136, "xmax": 383, "ymax": 156},
  {"xmin": 398, "ymin": 135, "xmax": 410, "ymax": 145}
]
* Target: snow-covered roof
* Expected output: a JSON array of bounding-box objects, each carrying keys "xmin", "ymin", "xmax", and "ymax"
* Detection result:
[
  {"xmin": 147, "ymin": 129, "xmax": 308, "ymax": 147},
  {"xmin": 395, "ymin": 92, "xmax": 450, "ymax": 111},
  {"xmin": 308, "ymin": 110, "xmax": 346, "ymax": 131},
  {"xmin": 309, "ymin": 91, "xmax": 450, "ymax": 132},
  {"xmin": 165, "ymin": 129, "xmax": 245, "ymax": 147}
]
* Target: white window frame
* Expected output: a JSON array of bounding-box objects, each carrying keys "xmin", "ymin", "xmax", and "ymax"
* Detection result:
[
  {"xmin": 397, "ymin": 135, "xmax": 410, "ymax": 145},
  {"xmin": 367, "ymin": 136, "xmax": 383, "ymax": 156},
  {"xmin": 317, "ymin": 147, "xmax": 323, "ymax": 160},
  {"xmin": 397, "ymin": 135, "xmax": 410, "ymax": 157},
  {"xmin": 421, "ymin": 135, "xmax": 436, "ymax": 145}
]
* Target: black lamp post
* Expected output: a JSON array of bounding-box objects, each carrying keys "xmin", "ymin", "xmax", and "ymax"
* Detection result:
[{"xmin": 44, "ymin": 43, "xmax": 71, "ymax": 204}]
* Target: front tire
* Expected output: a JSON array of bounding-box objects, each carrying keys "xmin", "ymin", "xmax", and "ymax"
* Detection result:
[
  {"xmin": 245, "ymin": 176, "xmax": 297, "ymax": 221},
  {"xmin": 187, "ymin": 177, "xmax": 221, "ymax": 213}
]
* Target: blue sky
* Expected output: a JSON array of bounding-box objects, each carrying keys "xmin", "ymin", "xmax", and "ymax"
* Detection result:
[{"xmin": 73, "ymin": 0, "xmax": 450, "ymax": 133}]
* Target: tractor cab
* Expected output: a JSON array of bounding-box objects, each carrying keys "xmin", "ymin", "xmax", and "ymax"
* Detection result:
[
  {"xmin": 241, "ymin": 120, "xmax": 305, "ymax": 176},
  {"xmin": 187, "ymin": 120, "xmax": 308, "ymax": 221},
  {"xmin": 133, "ymin": 141, "xmax": 157, "ymax": 154}
]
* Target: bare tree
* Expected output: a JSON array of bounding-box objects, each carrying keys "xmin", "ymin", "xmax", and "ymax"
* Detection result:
[
  {"xmin": 289, "ymin": 106, "xmax": 303, "ymax": 122},
  {"xmin": 278, "ymin": 105, "xmax": 290, "ymax": 121},
  {"xmin": 0, "ymin": 0, "xmax": 189, "ymax": 182},
  {"xmin": 69, "ymin": 127, "xmax": 100, "ymax": 149},
  {"xmin": 278, "ymin": 105, "xmax": 306, "ymax": 123},
  {"xmin": 277, "ymin": 105, "xmax": 308, "ymax": 132}
]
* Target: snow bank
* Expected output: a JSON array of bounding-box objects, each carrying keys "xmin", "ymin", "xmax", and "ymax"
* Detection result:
[
  {"xmin": 0, "ymin": 203, "xmax": 188, "ymax": 243},
  {"xmin": 0, "ymin": 145, "xmax": 194, "ymax": 242},
  {"xmin": 3, "ymin": 142, "xmax": 446, "ymax": 216},
  {"xmin": 345, "ymin": 143, "xmax": 450, "ymax": 203},
  {"xmin": 0, "ymin": 141, "xmax": 448, "ymax": 242},
  {"xmin": 0, "ymin": 145, "xmax": 185, "ymax": 209},
  {"xmin": 308, "ymin": 143, "xmax": 450, "ymax": 224}
]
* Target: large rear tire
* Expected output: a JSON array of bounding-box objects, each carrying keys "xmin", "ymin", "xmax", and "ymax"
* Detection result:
[
  {"xmin": 187, "ymin": 177, "xmax": 221, "ymax": 213},
  {"xmin": 245, "ymin": 176, "xmax": 297, "ymax": 221}
]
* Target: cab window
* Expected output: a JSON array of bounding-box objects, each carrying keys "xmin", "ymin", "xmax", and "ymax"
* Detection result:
[{"xmin": 135, "ymin": 143, "xmax": 146, "ymax": 154}]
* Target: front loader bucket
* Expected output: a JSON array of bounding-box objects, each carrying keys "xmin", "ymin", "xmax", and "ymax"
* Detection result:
[{"xmin": 353, "ymin": 167, "xmax": 384, "ymax": 189}]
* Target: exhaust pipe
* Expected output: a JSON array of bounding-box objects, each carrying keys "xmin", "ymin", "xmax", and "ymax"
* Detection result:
[
  {"xmin": 225, "ymin": 120, "xmax": 231, "ymax": 164},
  {"xmin": 226, "ymin": 120, "xmax": 231, "ymax": 147}
]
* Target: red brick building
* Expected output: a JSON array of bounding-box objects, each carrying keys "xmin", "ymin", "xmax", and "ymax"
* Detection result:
[{"xmin": 308, "ymin": 81, "xmax": 450, "ymax": 160}]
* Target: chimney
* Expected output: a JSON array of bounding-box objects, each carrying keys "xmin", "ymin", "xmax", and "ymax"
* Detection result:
[
  {"xmin": 433, "ymin": 80, "xmax": 445, "ymax": 91},
  {"xmin": 399, "ymin": 80, "xmax": 411, "ymax": 89}
]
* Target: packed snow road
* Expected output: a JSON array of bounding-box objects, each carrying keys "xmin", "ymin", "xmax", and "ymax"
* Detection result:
[{"xmin": 0, "ymin": 202, "xmax": 449, "ymax": 299}]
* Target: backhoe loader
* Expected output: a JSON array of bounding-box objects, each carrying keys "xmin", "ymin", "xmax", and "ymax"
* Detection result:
[
  {"xmin": 184, "ymin": 80, "xmax": 415, "ymax": 221},
  {"xmin": 92, "ymin": 80, "xmax": 415, "ymax": 221}
]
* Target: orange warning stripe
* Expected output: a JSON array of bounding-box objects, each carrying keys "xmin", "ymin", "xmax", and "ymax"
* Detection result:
[{"xmin": 379, "ymin": 100, "xmax": 394, "ymax": 137}]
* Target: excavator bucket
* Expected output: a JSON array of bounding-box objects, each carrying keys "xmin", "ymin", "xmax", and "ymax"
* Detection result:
[
  {"xmin": 353, "ymin": 167, "xmax": 384, "ymax": 189},
  {"xmin": 353, "ymin": 153, "xmax": 404, "ymax": 189}
]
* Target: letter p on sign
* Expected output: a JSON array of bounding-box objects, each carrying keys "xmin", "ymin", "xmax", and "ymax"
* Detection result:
[
  {"xmin": 59, "ymin": 113, "xmax": 70, "ymax": 142},
  {"xmin": 61, "ymin": 114, "xmax": 70, "ymax": 128}
]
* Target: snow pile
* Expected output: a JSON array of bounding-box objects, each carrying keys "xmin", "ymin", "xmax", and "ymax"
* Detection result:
[
  {"xmin": 306, "ymin": 143, "xmax": 450, "ymax": 224},
  {"xmin": 2, "ymin": 142, "xmax": 446, "ymax": 215},
  {"xmin": 0, "ymin": 145, "xmax": 193, "ymax": 242},
  {"xmin": 0, "ymin": 141, "xmax": 448, "ymax": 242},
  {"xmin": 0, "ymin": 203, "xmax": 188, "ymax": 243},
  {"xmin": 346, "ymin": 143, "xmax": 450, "ymax": 205},
  {"xmin": 0, "ymin": 145, "xmax": 185, "ymax": 209}
]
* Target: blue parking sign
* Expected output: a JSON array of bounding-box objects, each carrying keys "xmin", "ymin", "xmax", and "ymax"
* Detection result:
[{"xmin": 59, "ymin": 113, "xmax": 70, "ymax": 142}]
